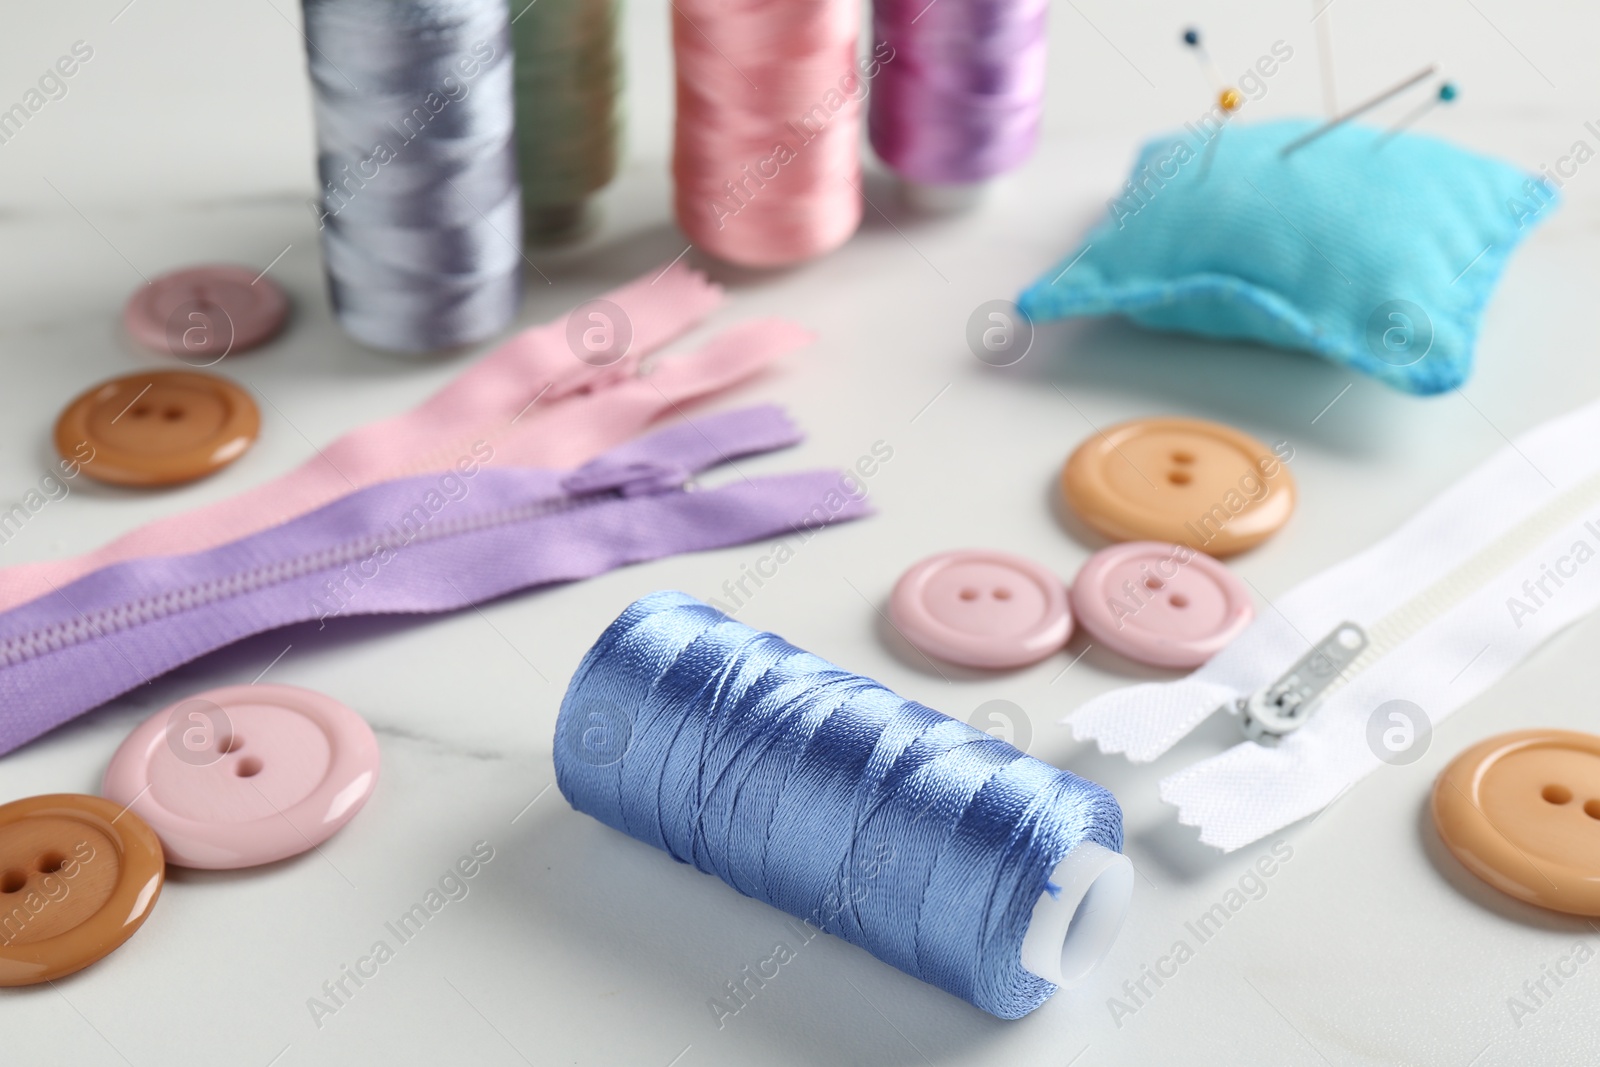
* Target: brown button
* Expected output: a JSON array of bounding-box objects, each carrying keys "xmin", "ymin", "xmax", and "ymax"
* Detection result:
[
  {"xmin": 55, "ymin": 370, "xmax": 260, "ymax": 487},
  {"xmin": 123, "ymin": 264, "xmax": 289, "ymax": 362},
  {"xmin": 0, "ymin": 794, "xmax": 165, "ymax": 986},
  {"xmin": 1432, "ymin": 730, "xmax": 1600, "ymax": 916},
  {"xmin": 1060, "ymin": 417, "xmax": 1295, "ymax": 557}
]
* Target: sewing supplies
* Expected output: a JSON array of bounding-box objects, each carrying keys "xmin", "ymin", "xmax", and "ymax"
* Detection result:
[
  {"xmin": 889, "ymin": 549, "xmax": 1071, "ymax": 669},
  {"xmin": 300, "ymin": 0, "xmax": 522, "ymax": 352},
  {"xmin": 0, "ymin": 681, "xmax": 376, "ymax": 986},
  {"xmin": 1432, "ymin": 729, "xmax": 1600, "ymax": 917},
  {"xmin": 0, "ymin": 264, "xmax": 795, "ymax": 613},
  {"xmin": 1181, "ymin": 27, "xmax": 1241, "ymax": 115},
  {"xmin": 1070, "ymin": 394, "xmax": 1600, "ymax": 851},
  {"xmin": 1060, "ymin": 417, "xmax": 1295, "ymax": 557},
  {"xmin": 1019, "ymin": 119, "xmax": 1550, "ymax": 395},
  {"xmin": 512, "ymin": 0, "xmax": 622, "ymax": 241},
  {"xmin": 672, "ymin": 0, "xmax": 863, "ymax": 266},
  {"xmin": 0, "ymin": 407, "xmax": 871, "ymax": 756},
  {"xmin": 1379, "ymin": 81, "xmax": 1458, "ymax": 145},
  {"xmin": 554, "ymin": 591, "xmax": 1132, "ymax": 1018},
  {"xmin": 54, "ymin": 370, "xmax": 260, "ymax": 487},
  {"xmin": 886, "ymin": 539, "xmax": 1255, "ymax": 672},
  {"xmin": 103, "ymin": 685, "xmax": 380, "ymax": 870},
  {"xmin": 1278, "ymin": 64, "xmax": 1437, "ymax": 158},
  {"xmin": 1070, "ymin": 542, "xmax": 1254, "ymax": 669},
  {"xmin": 123, "ymin": 265, "xmax": 289, "ymax": 361},
  {"xmin": 868, "ymin": 0, "xmax": 1049, "ymax": 209},
  {"xmin": 0, "ymin": 794, "xmax": 165, "ymax": 987}
]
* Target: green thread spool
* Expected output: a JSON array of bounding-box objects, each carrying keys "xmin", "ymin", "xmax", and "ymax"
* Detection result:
[{"xmin": 512, "ymin": 0, "xmax": 622, "ymax": 242}]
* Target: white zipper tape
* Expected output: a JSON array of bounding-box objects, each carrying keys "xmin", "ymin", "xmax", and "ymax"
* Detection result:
[{"xmin": 1066, "ymin": 394, "xmax": 1600, "ymax": 850}]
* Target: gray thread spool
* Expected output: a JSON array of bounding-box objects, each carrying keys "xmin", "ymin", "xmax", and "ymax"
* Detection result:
[{"xmin": 302, "ymin": 0, "xmax": 523, "ymax": 353}]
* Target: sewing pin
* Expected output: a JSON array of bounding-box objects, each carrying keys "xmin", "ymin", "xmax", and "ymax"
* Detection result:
[
  {"xmin": 1279, "ymin": 64, "xmax": 1438, "ymax": 158},
  {"xmin": 1183, "ymin": 27, "xmax": 1243, "ymax": 116},
  {"xmin": 1182, "ymin": 27, "xmax": 1237, "ymax": 179},
  {"xmin": 1377, "ymin": 81, "xmax": 1458, "ymax": 146},
  {"xmin": 1312, "ymin": 1, "xmax": 1338, "ymax": 115}
]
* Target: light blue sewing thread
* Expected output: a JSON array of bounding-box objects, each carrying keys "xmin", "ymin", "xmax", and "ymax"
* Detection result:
[{"xmin": 554, "ymin": 591, "xmax": 1124, "ymax": 1019}]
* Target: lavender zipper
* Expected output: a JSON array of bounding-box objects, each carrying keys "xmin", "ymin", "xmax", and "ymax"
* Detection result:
[{"xmin": 0, "ymin": 406, "xmax": 873, "ymax": 755}]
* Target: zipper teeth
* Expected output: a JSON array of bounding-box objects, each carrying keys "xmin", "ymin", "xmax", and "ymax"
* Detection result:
[
  {"xmin": 0, "ymin": 488, "xmax": 623, "ymax": 670},
  {"xmin": 1315, "ymin": 465, "xmax": 1600, "ymax": 699}
]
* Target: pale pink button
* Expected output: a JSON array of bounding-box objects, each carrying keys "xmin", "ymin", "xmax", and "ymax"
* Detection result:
[
  {"xmin": 123, "ymin": 264, "xmax": 289, "ymax": 362},
  {"xmin": 1069, "ymin": 542, "xmax": 1253, "ymax": 669},
  {"xmin": 102, "ymin": 684, "xmax": 379, "ymax": 870},
  {"xmin": 889, "ymin": 550, "xmax": 1072, "ymax": 669}
]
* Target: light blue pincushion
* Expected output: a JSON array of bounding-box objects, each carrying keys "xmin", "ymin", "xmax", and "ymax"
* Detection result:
[{"xmin": 1018, "ymin": 118, "xmax": 1554, "ymax": 394}]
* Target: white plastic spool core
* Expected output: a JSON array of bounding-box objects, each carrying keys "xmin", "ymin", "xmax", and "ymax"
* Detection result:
[
  {"xmin": 898, "ymin": 179, "xmax": 988, "ymax": 214},
  {"xmin": 1018, "ymin": 842, "xmax": 1134, "ymax": 986}
]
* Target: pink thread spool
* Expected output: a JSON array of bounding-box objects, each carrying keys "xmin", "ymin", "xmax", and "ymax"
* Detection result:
[{"xmin": 672, "ymin": 0, "xmax": 864, "ymax": 267}]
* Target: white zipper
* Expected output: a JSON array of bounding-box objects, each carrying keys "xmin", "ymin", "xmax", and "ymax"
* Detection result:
[
  {"xmin": 1235, "ymin": 621, "xmax": 1367, "ymax": 742},
  {"xmin": 1067, "ymin": 394, "xmax": 1600, "ymax": 850},
  {"xmin": 1231, "ymin": 462, "xmax": 1600, "ymax": 742}
]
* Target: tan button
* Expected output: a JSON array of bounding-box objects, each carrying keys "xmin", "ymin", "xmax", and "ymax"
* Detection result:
[
  {"xmin": 1432, "ymin": 730, "xmax": 1600, "ymax": 916},
  {"xmin": 1060, "ymin": 417, "xmax": 1295, "ymax": 557},
  {"xmin": 0, "ymin": 794, "xmax": 165, "ymax": 986},
  {"xmin": 55, "ymin": 370, "xmax": 260, "ymax": 487}
]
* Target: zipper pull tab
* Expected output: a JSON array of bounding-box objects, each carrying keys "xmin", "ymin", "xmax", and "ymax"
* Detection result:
[
  {"xmin": 1236, "ymin": 622, "xmax": 1368, "ymax": 744},
  {"xmin": 559, "ymin": 458, "xmax": 691, "ymax": 498}
]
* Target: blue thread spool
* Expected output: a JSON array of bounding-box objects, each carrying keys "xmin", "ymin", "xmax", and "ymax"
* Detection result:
[{"xmin": 554, "ymin": 591, "xmax": 1132, "ymax": 1018}]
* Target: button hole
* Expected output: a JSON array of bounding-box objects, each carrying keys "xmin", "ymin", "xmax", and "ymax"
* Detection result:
[
  {"xmin": 236, "ymin": 757, "xmax": 263, "ymax": 778},
  {"xmin": 131, "ymin": 405, "xmax": 151, "ymax": 418},
  {"xmin": 1542, "ymin": 784, "xmax": 1572, "ymax": 805},
  {"xmin": 1585, "ymin": 800, "xmax": 1600, "ymax": 821},
  {"xmin": 1145, "ymin": 577, "xmax": 1163, "ymax": 590},
  {"xmin": 1167, "ymin": 470, "xmax": 1192, "ymax": 486},
  {"xmin": 162, "ymin": 408, "xmax": 184, "ymax": 421},
  {"xmin": 1170, "ymin": 451, "xmax": 1195, "ymax": 464},
  {"xmin": 1169, "ymin": 594, "xmax": 1190, "ymax": 608},
  {"xmin": 1, "ymin": 870, "xmax": 25, "ymax": 893},
  {"xmin": 992, "ymin": 587, "xmax": 1012, "ymax": 601},
  {"xmin": 36, "ymin": 851, "xmax": 65, "ymax": 874},
  {"xmin": 219, "ymin": 734, "xmax": 243, "ymax": 754},
  {"xmin": 958, "ymin": 588, "xmax": 979, "ymax": 601}
]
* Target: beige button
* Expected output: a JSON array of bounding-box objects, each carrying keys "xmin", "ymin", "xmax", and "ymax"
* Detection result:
[
  {"xmin": 1060, "ymin": 417, "xmax": 1295, "ymax": 557},
  {"xmin": 55, "ymin": 370, "xmax": 260, "ymax": 487},
  {"xmin": 1432, "ymin": 729, "xmax": 1600, "ymax": 916}
]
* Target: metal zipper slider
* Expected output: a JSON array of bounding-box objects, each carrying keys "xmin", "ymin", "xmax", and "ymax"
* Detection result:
[{"xmin": 1236, "ymin": 622, "xmax": 1368, "ymax": 743}]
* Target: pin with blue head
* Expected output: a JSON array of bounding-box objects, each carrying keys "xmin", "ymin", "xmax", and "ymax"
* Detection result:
[{"xmin": 1377, "ymin": 79, "xmax": 1459, "ymax": 148}]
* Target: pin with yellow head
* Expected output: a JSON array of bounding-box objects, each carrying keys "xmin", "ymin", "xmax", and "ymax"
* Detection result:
[{"xmin": 1183, "ymin": 28, "xmax": 1242, "ymax": 113}]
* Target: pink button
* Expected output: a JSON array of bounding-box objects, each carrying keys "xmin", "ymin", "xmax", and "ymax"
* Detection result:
[
  {"xmin": 101, "ymin": 684, "xmax": 379, "ymax": 870},
  {"xmin": 889, "ymin": 550, "xmax": 1072, "ymax": 669},
  {"xmin": 1069, "ymin": 542, "xmax": 1253, "ymax": 669},
  {"xmin": 123, "ymin": 265, "xmax": 289, "ymax": 362}
]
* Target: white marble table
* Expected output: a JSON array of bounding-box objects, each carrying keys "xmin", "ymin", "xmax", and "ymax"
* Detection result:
[{"xmin": 2, "ymin": 1, "xmax": 1597, "ymax": 1064}]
